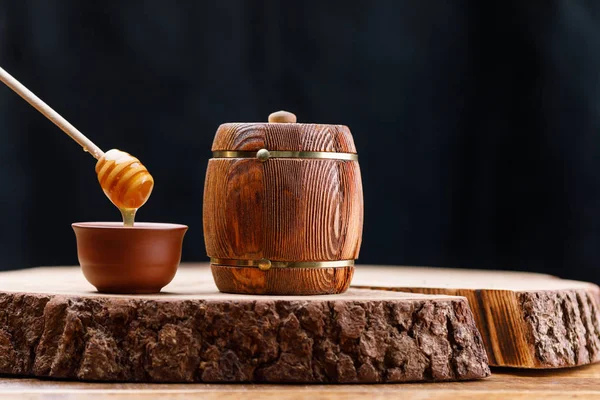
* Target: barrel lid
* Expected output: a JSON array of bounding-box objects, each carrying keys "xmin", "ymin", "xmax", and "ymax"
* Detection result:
[{"xmin": 211, "ymin": 111, "xmax": 356, "ymax": 153}]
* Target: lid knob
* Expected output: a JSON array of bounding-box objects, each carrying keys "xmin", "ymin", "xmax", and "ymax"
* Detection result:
[{"xmin": 268, "ymin": 110, "xmax": 297, "ymax": 123}]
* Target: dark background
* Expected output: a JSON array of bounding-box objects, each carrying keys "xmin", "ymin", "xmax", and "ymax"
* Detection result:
[{"xmin": 1, "ymin": 1, "xmax": 599, "ymax": 283}]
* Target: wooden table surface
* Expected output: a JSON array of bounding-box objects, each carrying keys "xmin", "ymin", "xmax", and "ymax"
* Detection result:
[{"xmin": 2, "ymin": 363, "xmax": 600, "ymax": 400}]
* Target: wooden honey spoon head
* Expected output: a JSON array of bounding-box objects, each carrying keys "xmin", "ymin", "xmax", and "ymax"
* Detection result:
[{"xmin": 95, "ymin": 149, "xmax": 154, "ymax": 224}]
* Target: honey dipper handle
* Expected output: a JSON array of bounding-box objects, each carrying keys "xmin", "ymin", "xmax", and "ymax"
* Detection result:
[{"xmin": 0, "ymin": 66, "xmax": 104, "ymax": 159}]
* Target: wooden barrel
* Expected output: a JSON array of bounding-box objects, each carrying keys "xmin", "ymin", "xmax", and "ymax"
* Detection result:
[{"xmin": 203, "ymin": 111, "xmax": 364, "ymax": 295}]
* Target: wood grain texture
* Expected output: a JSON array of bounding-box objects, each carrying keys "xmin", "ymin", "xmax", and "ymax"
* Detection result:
[
  {"xmin": 210, "ymin": 265, "xmax": 354, "ymax": 295},
  {"xmin": 353, "ymin": 266, "xmax": 600, "ymax": 369},
  {"xmin": 0, "ymin": 266, "xmax": 489, "ymax": 383},
  {"xmin": 205, "ymin": 121, "xmax": 363, "ymax": 295},
  {"xmin": 212, "ymin": 123, "xmax": 356, "ymax": 153},
  {"xmin": 204, "ymin": 159, "xmax": 363, "ymax": 261},
  {"xmin": 2, "ymin": 364, "xmax": 600, "ymax": 400},
  {"xmin": 203, "ymin": 157, "xmax": 363, "ymax": 295}
]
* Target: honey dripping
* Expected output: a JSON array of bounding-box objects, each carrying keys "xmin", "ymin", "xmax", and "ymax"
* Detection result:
[{"xmin": 95, "ymin": 149, "xmax": 154, "ymax": 226}]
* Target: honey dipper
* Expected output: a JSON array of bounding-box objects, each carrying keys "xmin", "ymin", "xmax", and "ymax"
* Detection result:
[{"xmin": 0, "ymin": 66, "xmax": 153, "ymax": 226}]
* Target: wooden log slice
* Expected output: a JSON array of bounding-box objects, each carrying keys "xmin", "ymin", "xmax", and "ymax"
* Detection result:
[
  {"xmin": 353, "ymin": 266, "xmax": 600, "ymax": 369},
  {"xmin": 0, "ymin": 266, "xmax": 489, "ymax": 383}
]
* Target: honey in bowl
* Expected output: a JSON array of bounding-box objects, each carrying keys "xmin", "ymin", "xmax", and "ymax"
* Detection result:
[{"xmin": 95, "ymin": 149, "xmax": 154, "ymax": 226}]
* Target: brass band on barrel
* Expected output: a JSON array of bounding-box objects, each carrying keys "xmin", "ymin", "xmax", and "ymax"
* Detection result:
[
  {"xmin": 210, "ymin": 258, "xmax": 355, "ymax": 270},
  {"xmin": 212, "ymin": 150, "xmax": 358, "ymax": 161}
]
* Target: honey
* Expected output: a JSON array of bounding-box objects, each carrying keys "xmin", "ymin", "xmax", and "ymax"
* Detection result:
[{"xmin": 95, "ymin": 149, "xmax": 154, "ymax": 226}]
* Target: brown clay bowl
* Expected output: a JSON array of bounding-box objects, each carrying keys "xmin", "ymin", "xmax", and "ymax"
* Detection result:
[{"xmin": 72, "ymin": 222, "xmax": 188, "ymax": 294}]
